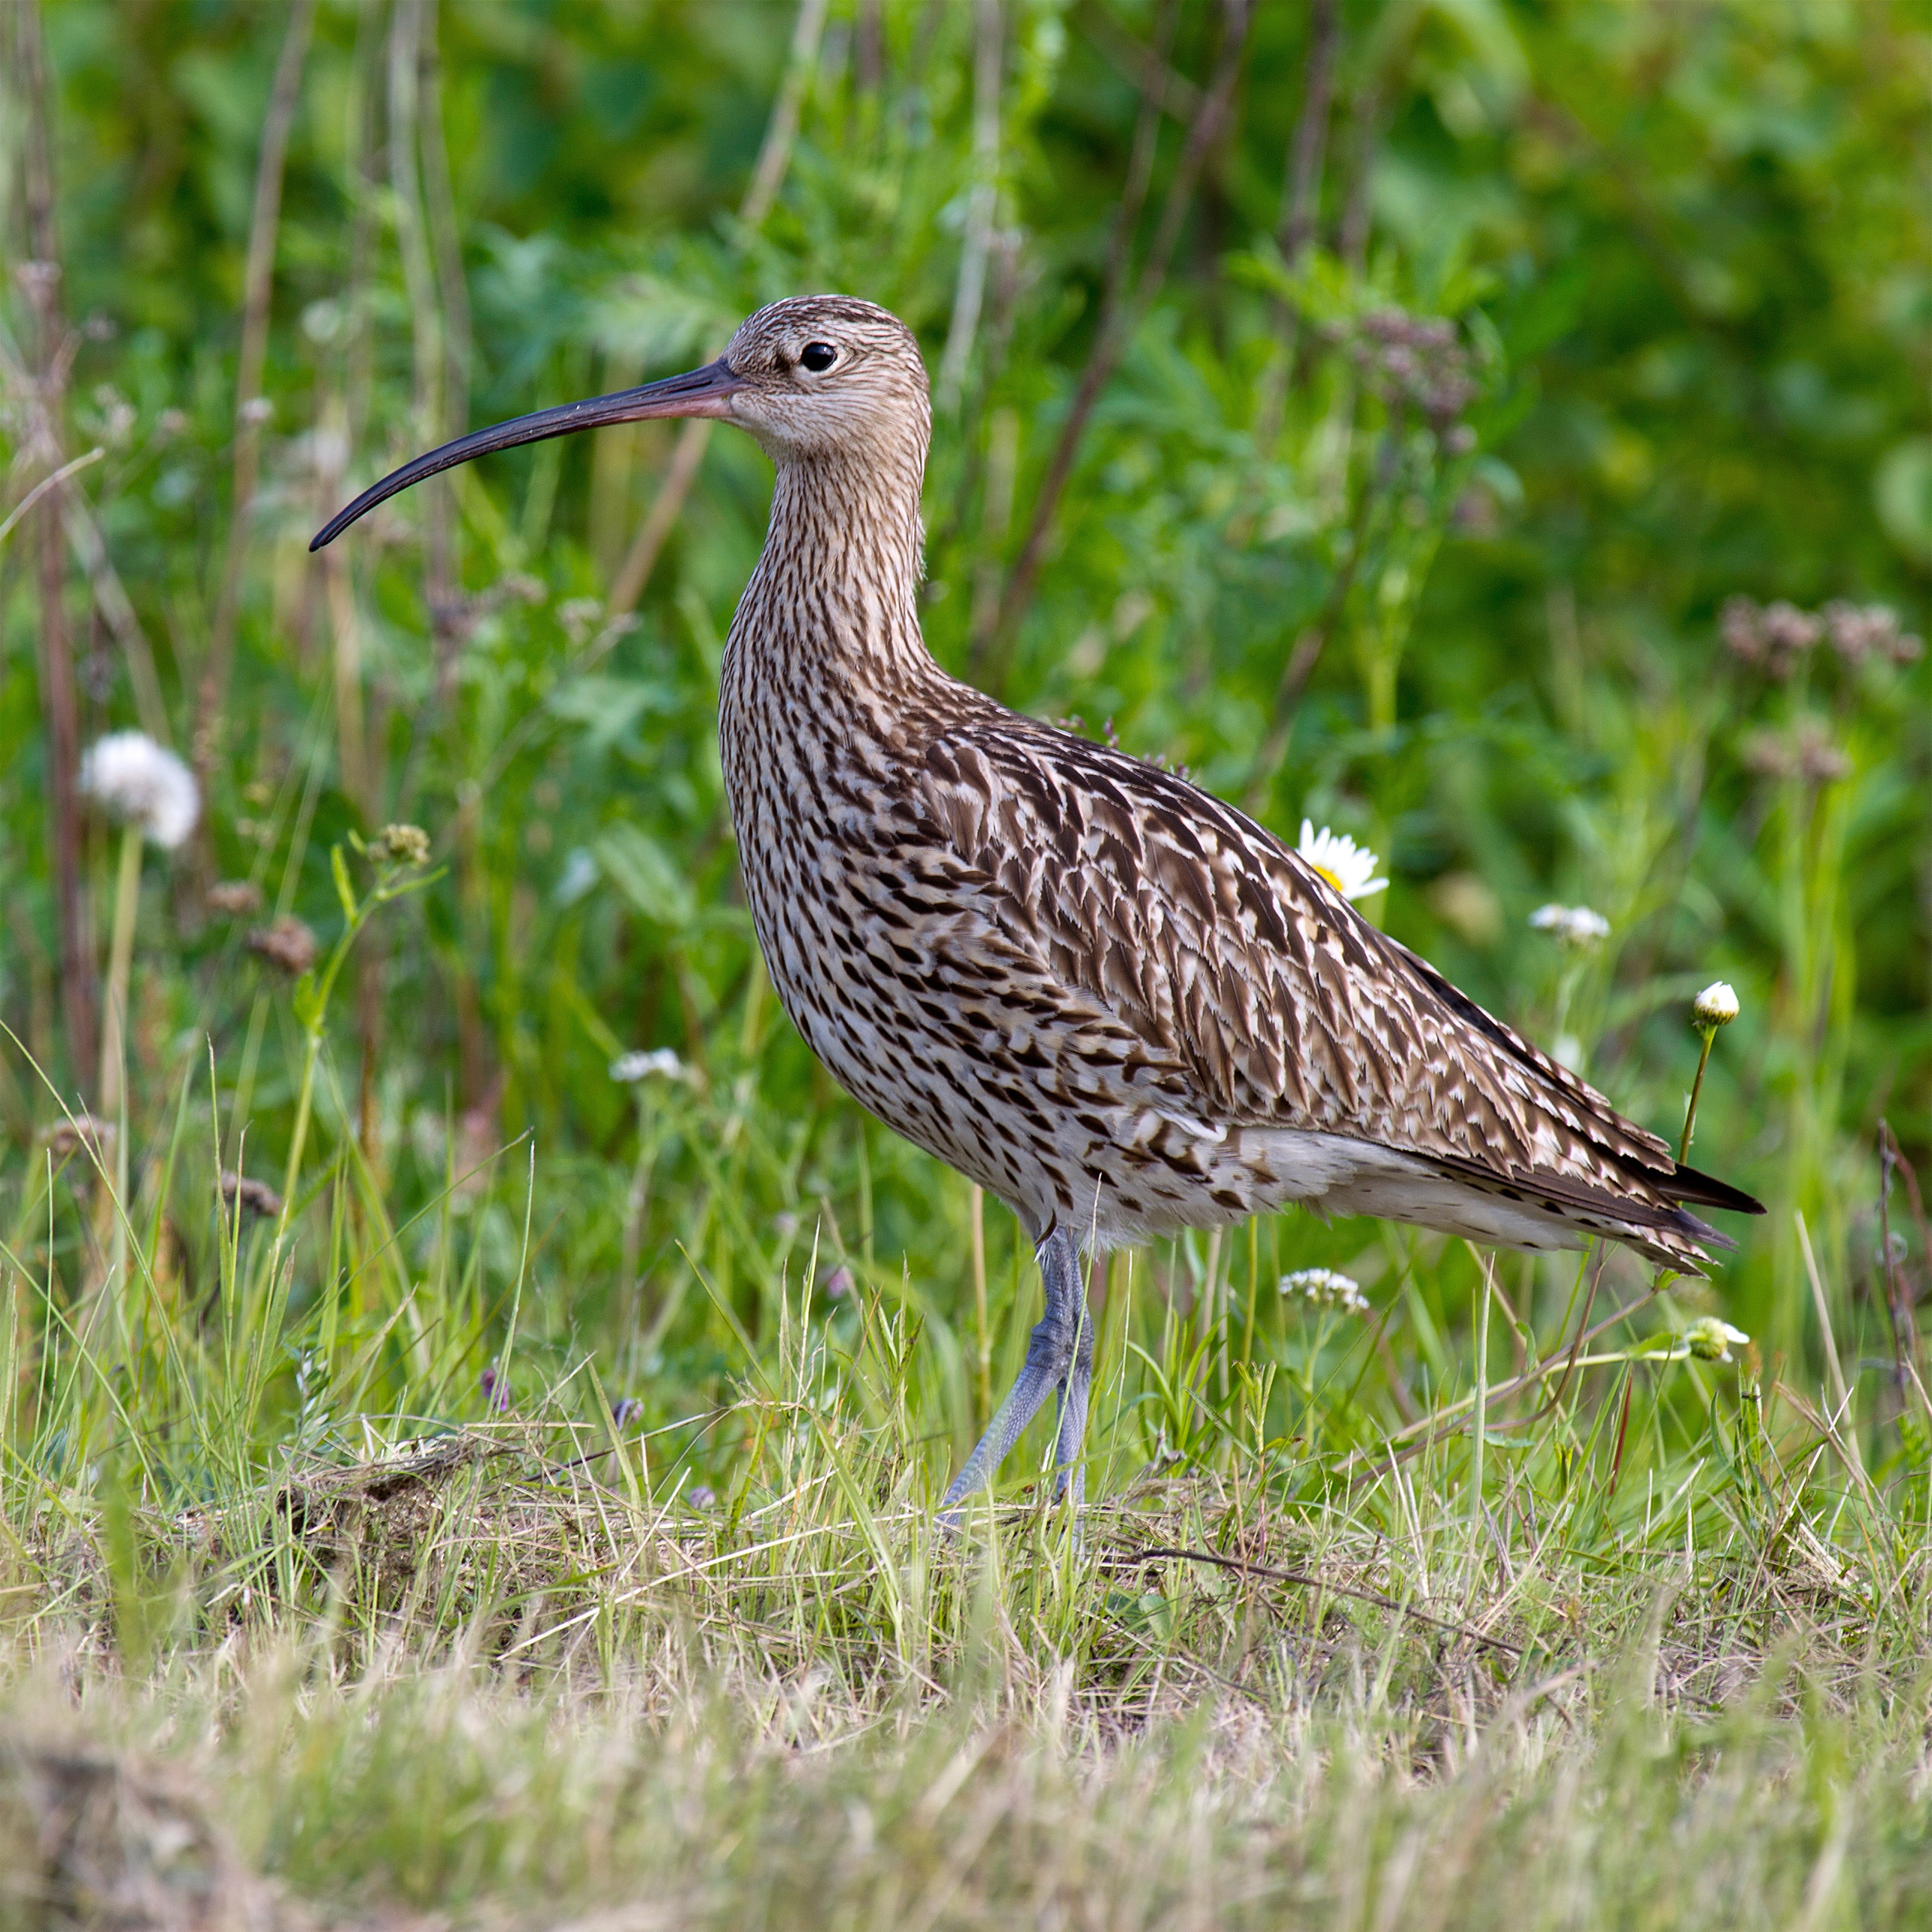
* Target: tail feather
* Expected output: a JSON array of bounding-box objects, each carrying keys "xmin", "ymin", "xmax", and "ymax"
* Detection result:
[{"xmin": 1663, "ymin": 1160, "xmax": 1766, "ymax": 1218}]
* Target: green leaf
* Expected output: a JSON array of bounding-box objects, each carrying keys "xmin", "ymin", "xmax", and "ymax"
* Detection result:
[
  {"xmin": 1875, "ymin": 437, "xmax": 1932, "ymax": 567},
  {"xmin": 331, "ymin": 845, "xmax": 357, "ymax": 925},
  {"xmin": 592, "ymin": 823, "xmax": 697, "ymax": 931}
]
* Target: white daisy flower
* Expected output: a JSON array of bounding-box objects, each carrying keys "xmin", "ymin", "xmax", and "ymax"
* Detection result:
[
  {"xmin": 1280, "ymin": 1267, "xmax": 1370, "ymax": 1314},
  {"xmin": 1298, "ymin": 822, "xmax": 1388, "ymax": 901},
  {"xmin": 610, "ymin": 1048, "xmax": 687, "ymax": 1085},
  {"xmin": 79, "ymin": 731, "xmax": 199, "ymax": 850},
  {"xmin": 1529, "ymin": 903, "xmax": 1610, "ymax": 948}
]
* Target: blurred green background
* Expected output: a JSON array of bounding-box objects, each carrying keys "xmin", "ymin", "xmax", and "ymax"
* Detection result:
[{"xmin": 4, "ymin": 0, "xmax": 1929, "ymax": 1471}]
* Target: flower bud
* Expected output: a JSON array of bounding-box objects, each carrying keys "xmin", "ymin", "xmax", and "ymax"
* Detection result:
[{"xmin": 1692, "ymin": 981, "xmax": 1739, "ymax": 1029}]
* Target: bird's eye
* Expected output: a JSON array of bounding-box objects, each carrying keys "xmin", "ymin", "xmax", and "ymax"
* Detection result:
[{"xmin": 800, "ymin": 342, "xmax": 838, "ymax": 373}]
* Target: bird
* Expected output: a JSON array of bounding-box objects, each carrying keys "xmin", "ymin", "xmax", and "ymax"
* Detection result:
[{"xmin": 314, "ymin": 294, "xmax": 1764, "ymax": 1517}]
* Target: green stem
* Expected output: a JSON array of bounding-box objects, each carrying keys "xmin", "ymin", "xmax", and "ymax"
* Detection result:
[
  {"xmin": 1678, "ymin": 1027, "xmax": 1716, "ymax": 1166},
  {"xmin": 97, "ymin": 823, "xmax": 143, "ymax": 1119}
]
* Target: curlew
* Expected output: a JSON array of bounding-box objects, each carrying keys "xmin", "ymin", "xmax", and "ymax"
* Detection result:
[{"xmin": 314, "ymin": 296, "xmax": 1763, "ymax": 1517}]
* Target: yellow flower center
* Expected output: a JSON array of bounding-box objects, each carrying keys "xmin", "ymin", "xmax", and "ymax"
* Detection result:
[{"xmin": 1311, "ymin": 863, "xmax": 1344, "ymax": 894}]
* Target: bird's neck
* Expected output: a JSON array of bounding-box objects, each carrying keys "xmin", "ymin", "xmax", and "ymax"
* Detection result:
[{"xmin": 729, "ymin": 447, "xmax": 943, "ymax": 710}]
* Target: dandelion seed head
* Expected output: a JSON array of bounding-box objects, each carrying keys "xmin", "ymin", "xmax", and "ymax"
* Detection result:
[
  {"xmin": 1297, "ymin": 822, "xmax": 1388, "ymax": 902},
  {"xmin": 79, "ymin": 731, "xmax": 199, "ymax": 849}
]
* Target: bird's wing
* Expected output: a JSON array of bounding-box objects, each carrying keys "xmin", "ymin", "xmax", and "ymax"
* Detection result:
[{"xmin": 919, "ymin": 717, "xmax": 1745, "ymax": 1231}]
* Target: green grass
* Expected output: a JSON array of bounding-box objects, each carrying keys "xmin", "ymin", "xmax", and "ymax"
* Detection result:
[{"xmin": 3, "ymin": 1022, "xmax": 1928, "ymax": 1925}]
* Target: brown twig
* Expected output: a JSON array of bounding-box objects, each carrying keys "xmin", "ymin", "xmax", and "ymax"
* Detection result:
[
  {"xmin": 975, "ymin": 0, "xmax": 1252, "ymax": 688},
  {"xmin": 1120, "ymin": 1540, "xmax": 1523, "ymax": 1658},
  {"xmin": 16, "ymin": 0, "xmax": 96, "ymax": 1095},
  {"xmin": 609, "ymin": 0, "xmax": 831, "ymax": 617},
  {"xmin": 195, "ymin": 0, "xmax": 318, "ymax": 819},
  {"xmin": 1251, "ymin": 0, "xmax": 1338, "ymax": 451}
]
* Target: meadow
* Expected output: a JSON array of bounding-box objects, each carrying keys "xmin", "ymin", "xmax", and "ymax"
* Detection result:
[{"xmin": 2, "ymin": 1, "xmax": 1930, "ymax": 1924}]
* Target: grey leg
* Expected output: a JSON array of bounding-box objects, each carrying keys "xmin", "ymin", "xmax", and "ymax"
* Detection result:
[
  {"xmin": 940, "ymin": 1226, "xmax": 1089, "ymax": 1523},
  {"xmin": 1051, "ymin": 1264, "xmax": 1097, "ymax": 1506}
]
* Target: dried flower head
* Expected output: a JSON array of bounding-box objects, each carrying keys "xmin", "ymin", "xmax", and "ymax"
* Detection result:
[
  {"xmin": 1820, "ymin": 600, "xmax": 1924, "ymax": 668},
  {"xmin": 40, "ymin": 1114, "xmax": 115, "ymax": 1164},
  {"xmin": 1298, "ymin": 822, "xmax": 1388, "ymax": 901},
  {"xmin": 1742, "ymin": 720, "xmax": 1851, "ymax": 785},
  {"xmin": 374, "ymin": 822, "xmax": 431, "ymax": 868},
  {"xmin": 218, "ymin": 1171, "xmax": 284, "ymax": 1220},
  {"xmin": 1280, "ymin": 1267, "xmax": 1370, "ymax": 1314},
  {"xmin": 558, "ymin": 597, "xmax": 606, "ymax": 646},
  {"xmin": 206, "ymin": 879, "xmax": 265, "ymax": 917},
  {"xmin": 1530, "ymin": 903, "xmax": 1610, "ymax": 948},
  {"xmin": 79, "ymin": 731, "xmax": 199, "ymax": 849},
  {"xmin": 1353, "ymin": 308, "xmax": 1480, "ymax": 426},
  {"xmin": 1692, "ymin": 981, "xmax": 1739, "ymax": 1029},
  {"xmin": 248, "ymin": 916, "xmax": 320, "ymax": 977},
  {"xmin": 610, "ymin": 1048, "xmax": 688, "ymax": 1085}
]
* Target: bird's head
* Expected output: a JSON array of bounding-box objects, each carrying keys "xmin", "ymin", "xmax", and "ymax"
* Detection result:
[{"xmin": 311, "ymin": 293, "xmax": 928, "ymax": 551}]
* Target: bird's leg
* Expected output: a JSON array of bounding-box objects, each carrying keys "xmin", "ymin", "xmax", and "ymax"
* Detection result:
[
  {"xmin": 1050, "ymin": 1235, "xmax": 1097, "ymax": 1507},
  {"xmin": 939, "ymin": 1223, "xmax": 1085, "ymax": 1523}
]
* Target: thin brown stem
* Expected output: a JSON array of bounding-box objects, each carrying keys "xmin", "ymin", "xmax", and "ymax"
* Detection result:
[
  {"xmin": 1119, "ymin": 1542, "xmax": 1522, "ymax": 1657},
  {"xmin": 388, "ymin": 0, "xmax": 456, "ymax": 691},
  {"xmin": 976, "ymin": 0, "xmax": 1251, "ymax": 689},
  {"xmin": 1252, "ymin": 0, "xmax": 1338, "ymax": 451},
  {"xmin": 16, "ymin": 0, "xmax": 95, "ymax": 1095},
  {"xmin": 195, "ymin": 0, "xmax": 318, "ymax": 817}
]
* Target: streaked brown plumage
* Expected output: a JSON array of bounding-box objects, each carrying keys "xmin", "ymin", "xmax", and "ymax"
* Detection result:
[{"xmin": 314, "ymin": 293, "xmax": 1763, "ymax": 1513}]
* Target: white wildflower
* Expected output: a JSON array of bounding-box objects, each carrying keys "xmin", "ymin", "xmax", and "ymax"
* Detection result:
[
  {"xmin": 1692, "ymin": 981, "xmax": 1739, "ymax": 1028},
  {"xmin": 79, "ymin": 731, "xmax": 199, "ymax": 849},
  {"xmin": 610, "ymin": 1048, "xmax": 687, "ymax": 1085},
  {"xmin": 1684, "ymin": 1317, "xmax": 1750, "ymax": 1363},
  {"xmin": 1529, "ymin": 903, "xmax": 1610, "ymax": 948},
  {"xmin": 1298, "ymin": 822, "xmax": 1388, "ymax": 901},
  {"xmin": 1280, "ymin": 1268, "xmax": 1370, "ymax": 1314}
]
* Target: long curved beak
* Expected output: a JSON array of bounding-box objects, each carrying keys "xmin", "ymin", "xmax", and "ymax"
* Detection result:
[{"xmin": 309, "ymin": 357, "xmax": 746, "ymax": 551}]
